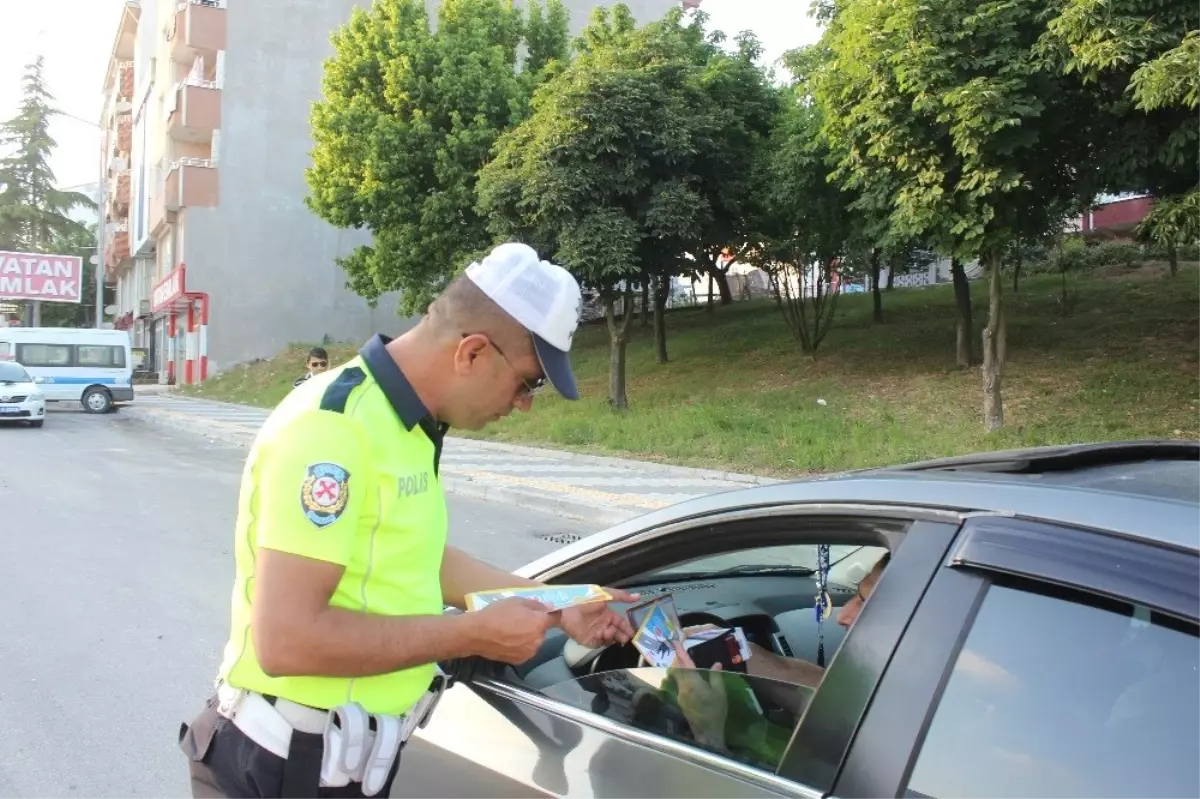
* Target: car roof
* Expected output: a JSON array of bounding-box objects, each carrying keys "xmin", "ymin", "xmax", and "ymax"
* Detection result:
[
  {"xmin": 859, "ymin": 440, "xmax": 1200, "ymax": 504},
  {"xmin": 523, "ymin": 442, "xmax": 1199, "ymax": 575}
]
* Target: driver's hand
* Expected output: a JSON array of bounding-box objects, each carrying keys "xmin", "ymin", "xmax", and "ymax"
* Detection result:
[
  {"xmin": 558, "ymin": 587, "xmax": 640, "ymax": 648},
  {"xmin": 670, "ymin": 642, "xmax": 729, "ymax": 751}
]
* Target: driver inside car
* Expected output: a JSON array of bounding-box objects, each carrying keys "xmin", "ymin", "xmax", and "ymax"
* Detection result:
[
  {"xmin": 736, "ymin": 550, "xmax": 890, "ymax": 687},
  {"xmin": 664, "ymin": 551, "xmax": 891, "ymax": 762}
]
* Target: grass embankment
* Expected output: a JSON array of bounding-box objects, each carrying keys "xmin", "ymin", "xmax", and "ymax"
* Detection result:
[{"xmin": 183, "ymin": 265, "xmax": 1200, "ymax": 476}]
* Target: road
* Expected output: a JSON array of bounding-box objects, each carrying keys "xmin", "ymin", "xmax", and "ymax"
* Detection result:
[{"xmin": 0, "ymin": 407, "xmax": 598, "ymax": 798}]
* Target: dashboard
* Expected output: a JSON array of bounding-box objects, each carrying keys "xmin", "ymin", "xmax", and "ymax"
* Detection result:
[{"xmin": 517, "ymin": 573, "xmax": 859, "ymax": 692}]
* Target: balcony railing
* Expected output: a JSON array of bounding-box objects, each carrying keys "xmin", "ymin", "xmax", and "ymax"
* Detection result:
[
  {"xmin": 162, "ymin": 157, "xmax": 219, "ymax": 212},
  {"xmin": 166, "ymin": 75, "xmax": 222, "ymax": 139},
  {"xmin": 166, "ymin": 0, "xmax": 226, "ymax": 63},
  {"xmin": 106, "ymin": 221, "xmax": 131, "ymax": 271}
]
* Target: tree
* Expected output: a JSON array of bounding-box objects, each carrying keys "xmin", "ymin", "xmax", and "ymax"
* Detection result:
[
  {"xmin": 0, "ymin": 55, "xmax": 93, "ymax": 325},
  {"xmin": 1038, "ymin": 1, "xmax": 1198, "ymax": 275},
  {"xmin": 38, "ymin": 223, "xmax": 107, "ymax": 328},
  {"xmin": 816, "ymin": 0, "xmax": 1090, "ymax": 430},
  {"xmin": 746, "ymin": 74, "xmax": 854, "ymax": 355},
  {"xmin": 683, "ymin": 23, "xmax": 779, "ymax": 308},
  {"xmin": 478, "ymin": 6, "xmax": 715, "ymax": 408},
  {"xmin": 811, "ymin": 1, "xmax": 981, "ymax": 366},
  {"xmin": 305, "ymin": 0, "xmax": 569, "ymax": 316},
  {"xmin": 1137, "ymin": 190, "xmax": 1199, "ymax": 275}
]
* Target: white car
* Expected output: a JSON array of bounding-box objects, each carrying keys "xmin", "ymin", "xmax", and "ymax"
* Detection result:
[{"xmin": 0, "ymin": 361, "xmax": 46, "ymax": 427}]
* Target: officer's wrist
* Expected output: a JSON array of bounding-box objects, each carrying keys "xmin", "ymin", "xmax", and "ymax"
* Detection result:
[{"xmin": 446, "ymin": 609, "xmax": 487, "ymax": 658}]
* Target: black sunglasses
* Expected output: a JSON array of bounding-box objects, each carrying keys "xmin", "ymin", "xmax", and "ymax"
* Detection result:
[{"xmin": 465, "ymin": 334, "xmax": 547, "ymax": 398}]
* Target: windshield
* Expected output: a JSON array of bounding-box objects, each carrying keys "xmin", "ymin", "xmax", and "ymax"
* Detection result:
[
  {"xmin": 643, "ymin": 544, "xmax": 870, "ymax": 580},
  {"xmin": 0, "ymin": 362, "xmax": 31, "ymax": 383}
]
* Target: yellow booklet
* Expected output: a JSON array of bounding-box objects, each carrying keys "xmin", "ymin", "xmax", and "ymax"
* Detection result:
[{"xmin": 464, "ymin": 584, "xmax": 613, "ymax": 612}]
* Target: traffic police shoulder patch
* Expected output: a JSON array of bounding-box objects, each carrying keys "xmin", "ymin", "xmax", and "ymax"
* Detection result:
[{"xmin": 300, "ymin": 462, "xmax": 351, "ymax": 527}]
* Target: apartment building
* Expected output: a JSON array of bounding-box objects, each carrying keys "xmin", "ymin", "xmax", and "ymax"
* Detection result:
[{"xmin": 100, "ymin": 0, "xmax": 685, "ymax": 384}]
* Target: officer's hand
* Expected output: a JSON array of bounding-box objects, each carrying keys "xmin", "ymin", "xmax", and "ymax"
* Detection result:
[{"xmin": 471, "ymin": 598, "xmax": 558, "ymax": 664}]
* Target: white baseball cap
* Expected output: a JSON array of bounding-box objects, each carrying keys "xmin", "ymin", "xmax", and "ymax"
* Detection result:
[{"xmin": 465, "ymin": 242, "xmax": 582, "ymax": 400}]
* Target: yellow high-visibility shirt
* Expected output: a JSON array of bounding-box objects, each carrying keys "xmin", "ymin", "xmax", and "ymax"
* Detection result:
[{"xmin": 218, "ymin": 334, "xmax": 449, "ymax": 715}]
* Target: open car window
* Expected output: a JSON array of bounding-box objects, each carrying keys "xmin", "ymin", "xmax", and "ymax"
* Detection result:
[
  {"xmin": 642, "ymin": 544, "xmax": 888, "ymax": 585},
  {"xmin": 540, "ymin": 667, "xmax": 815, "ymax": 774}
]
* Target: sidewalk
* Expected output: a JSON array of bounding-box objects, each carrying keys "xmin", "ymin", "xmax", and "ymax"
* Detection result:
[{"xmin": 124, "ymin": 389, "xmax": 779, "ymax": 525}]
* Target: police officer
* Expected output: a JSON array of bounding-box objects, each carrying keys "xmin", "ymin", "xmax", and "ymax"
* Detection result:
[{"xmin": 179, "ymin": 243, "xmax": 638, "ymax": 798}]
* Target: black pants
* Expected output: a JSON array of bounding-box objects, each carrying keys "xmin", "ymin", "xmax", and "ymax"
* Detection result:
[{"xmin": 179, "ymin": 696, "xmax": 402, "ymax": 799}]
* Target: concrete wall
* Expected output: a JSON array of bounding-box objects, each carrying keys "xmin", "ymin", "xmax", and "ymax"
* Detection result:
[
  {"xmin": 192, "ymin": 0, "xmax": 681, "ymax": 374},
  {"xmin": 190, "ymin": 0, "xmax": 409, "ymax": 374}
]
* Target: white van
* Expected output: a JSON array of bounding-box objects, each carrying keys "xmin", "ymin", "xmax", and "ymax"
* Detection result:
[{"xmin": 0, "ymin": 327, "xmax": 134, "ymax": 413}]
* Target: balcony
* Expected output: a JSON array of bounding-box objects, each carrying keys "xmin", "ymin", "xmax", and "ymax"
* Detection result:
[
  {"xmin": 167, "ymin": 0, "xmax": 226, "ymax": 64},
  {"xmin": 162, "ymin": 157, "xmax": 219, "ymax": 212},
  {"xmin": 106, "ymin": 221, "xmax": 131, "ymax": 273},
  {"xmin": 115, "ymin": 117, "xmax": 132, "ymax": 157},
  {"xmin": 110, "ymin": 173, "xmax": 131, "ymax": 216},
  {"xmin": 118, "ymin": 61, "xmax": 135, "ymax": 108},
  {"xmin": 167, "ymin": 81, "xmax": 221, "ymax": 141}
]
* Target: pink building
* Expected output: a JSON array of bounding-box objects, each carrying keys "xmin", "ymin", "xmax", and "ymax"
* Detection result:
[{"xmin": 1079, "ymin": 195, "xmax": 1155, "ymax": 239}]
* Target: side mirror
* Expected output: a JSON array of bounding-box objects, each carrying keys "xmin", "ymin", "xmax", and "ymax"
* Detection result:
[{"xmin": 34, "ymin": 376, "xmax": 46, "ymax": 384}]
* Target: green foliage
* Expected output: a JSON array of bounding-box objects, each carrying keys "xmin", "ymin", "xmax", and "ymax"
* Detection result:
[
  {"xmin": 1036, "ymin": 0, "xmax": 1199, "ymax": 194},
  {"xmin": 1021, "ymin": 237, "xmax": 1195, "ymax": 275},
  {"xmin": 1137, "ymin": 190, "xmax": 1200, "ymax": 259},
  {"xmin": 40, "ymin": 223, "xmax": 107, "ymax": 328},
  {"xmin": 478, "ymin": 6, "xmax": 737, "ymax": 289},
  {"xmin": 305, "ymin": 0, "xmax": 569, "ymax": 315},
  {"xmin": 818, "ymin": 0, "xmax": 1084, "ymax": 261},
  {"xmin": 745, "ymin": 70, "xmax": 855, "ymax": 352},
  {"xmin": 0, "ymin": 56, "xmax": 92, "ymax": 252}
]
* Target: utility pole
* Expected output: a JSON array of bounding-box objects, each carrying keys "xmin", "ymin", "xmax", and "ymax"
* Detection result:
[
  {"xmin": 54, "ymin": 109, "xmax": 109, "ymax": 329},
  {"xmin": 95, "ymin": 130, "xmax": 107, "ymax": 329}
]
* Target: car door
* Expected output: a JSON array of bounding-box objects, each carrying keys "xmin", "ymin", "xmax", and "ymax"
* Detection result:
[
  {"xmin": 835, "ymin": 515, "xmax": 1200, "ymax": 799},
  {"xmin": 396, "ymin": 511, "xmax": 962, "ymax": 798}
]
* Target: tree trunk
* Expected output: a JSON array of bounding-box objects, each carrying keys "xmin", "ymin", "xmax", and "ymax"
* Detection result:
[
  {"xmin": 982, "ymin": 251, "xmax": 1005, "ymax": 432},
  {"xmin": 604, "ymin": 288, "xmax": 634, "ymax": 411},
  {"xmin": 886, "ymin": 261, "xmax": 895, "ymax": 290},
  {"xmin": 706, "ymin": 274, "xmax": 714, "ymax": 313},
  {"xmin": 653, "ymin": 274, "xmax": 669, "ymax": 363},
  {"xmin": 713, "ymin": 268, "xmax": 733, "ymax": 305},
  {"xmin": 640, "ymin": 279, "xmax": 650, "ymax": 327},
  {"xmin": 1169, "ymin": 241, "xmax": 1179, "ymax": 276},
  {"xmin": 870, "ymin": 248, "xmax": 883, "ymax": 323},
  {"xmin": 951, "ymin": 258, "xmax": 973, "ymax": 367},
  {"xmin": 1012, "ymin": 243, "xmax": 1023, "ymax": 293}
]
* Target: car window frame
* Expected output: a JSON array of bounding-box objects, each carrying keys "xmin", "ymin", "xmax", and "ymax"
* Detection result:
[
  {"xmin": 465, "ymin": 505, "xmax": 963, "ymax": 796},
  {"xmin": 834, "ymin": 514, "xmax": 1200, "ymax": 799}
]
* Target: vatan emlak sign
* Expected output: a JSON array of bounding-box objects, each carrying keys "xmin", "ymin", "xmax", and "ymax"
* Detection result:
[{"xmin": 0, "ymin": 251, "xmax": 85, "ymax": 304}]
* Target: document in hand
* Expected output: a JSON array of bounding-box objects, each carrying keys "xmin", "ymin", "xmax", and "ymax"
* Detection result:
[{"xmin": 464, "ymin": 584, "xmax": 614, "ymax": 612}]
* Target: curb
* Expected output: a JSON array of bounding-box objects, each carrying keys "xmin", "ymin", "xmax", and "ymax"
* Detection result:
[
  {"xmin": 445, "ymin": 437, "xmax": 781, "ymax": 486},
  {"xmin": 440, "ymin": 476, "xmax": 640, "ymax": 527},
  {"xmin": 124, "ymin": 406, "xmax": 650, "ymax": 526},
  {"xmin": 125, "ymin": 406, "xmax": 256, "ymax": 449},
  {"xmin": 133, "ymin": 395, "xmax": 781, "ymax": 485}
]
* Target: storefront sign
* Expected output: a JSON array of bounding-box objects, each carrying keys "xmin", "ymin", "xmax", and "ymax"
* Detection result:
[
  {"xmin": 0, "ymin": 250, "xmax": 83, "ymax": 303},
  {"xmin": 152, "ymin": 266, "xmax": 186, "ymax": 312}
]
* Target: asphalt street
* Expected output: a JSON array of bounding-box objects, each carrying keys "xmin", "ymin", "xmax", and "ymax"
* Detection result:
[{"xmin": 0, "ymin": 406, "xmax": 598, "ymax": 798}]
